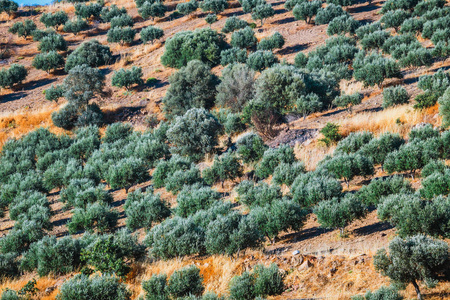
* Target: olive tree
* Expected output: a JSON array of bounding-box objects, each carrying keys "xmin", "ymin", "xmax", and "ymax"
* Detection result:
[
  {"xmin": 8, "ymin": 20, "xmax": 36, "ymax": 38},
  {"xmin": 32, "ymin": 51, "xmax": 64, "ymax": 73},
  {"xmin": 251, "ymin": 3, "xmax": 274, "ymax": 26},
  {"xmin": 292, "ymin": 0, "xmax": 321, "ymax": 24},
  {"xmin": 111, "ymin": 66, "xmax": 144, "ymax": 90},
  {"xmin": 140, "ymin": 26, "xmax": 164, "ymax": 44},
  {"xmin": 0, "ymin": 64, "xmax": 27, "ymax": 89}
]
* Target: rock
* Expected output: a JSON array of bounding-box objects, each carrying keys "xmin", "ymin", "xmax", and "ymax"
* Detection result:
[
  {"xmin": 329, "ymin": 267, "xmax": 337, "ymax": 276},
  {"xmin": 44, "ymin": 287, "xmax": 55, "ymax": 295},
  {"xmin": 298, "ymin": 260, "xmax": 313, "ymax": 271},
  {"xmin": 292, "ymin": 250, "xmax": 300, "ymax": 256}
]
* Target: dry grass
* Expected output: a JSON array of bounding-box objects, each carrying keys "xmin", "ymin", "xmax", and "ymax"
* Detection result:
[
  {"xmin": 336, "ymin": 104, "xmax": 441, "ymax": 138},
  {"xmin": 294, "ymin": 140, "xmax": 335, "ymax": 171}
]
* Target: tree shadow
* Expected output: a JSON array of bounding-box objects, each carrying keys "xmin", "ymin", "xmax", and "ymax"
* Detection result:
[
  {"xmin": 348, "ymin": 2, "xmax": 379, "ymax": 14},
  {"xmin": 22, "ymin": 77, "xmax": 57, "ymax": 91},
  {"xmin": 222, "ymin": 10, "xmax": 245, "ymax": 17},
  {"xmin": 277, "ymin": 43, "xmax": 308, "ymax": 55},
  {"xmin": 353, "ymin": 221, "xmax": 393, "ymax": 236},
  {"xmin": 104, "ymin": 105, "xmax": 147, "ymax": 123},
  {"xmin": 273, "ymin": 8, "xmax": 288, "ymax": 14},
  {"xmin": 284, "ymin": 226, "xmax": 332, "ymax": 243},
  {"xmin": 0, "ymin": 91, "xmax": 27, "ymax": 103},
  {"xmin": 52, "ymin": 217, "xmax": 70, "ymax": 228},
  {"xmin": 272, "ymin": 16, "xmax": 295, "ymax": 25}
]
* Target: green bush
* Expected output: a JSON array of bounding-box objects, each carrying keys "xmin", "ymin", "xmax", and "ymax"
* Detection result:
[
  {"xmin": 38, "ymin": 33, "xmax": 67, "ymax": 52},
  {"xmin": 138, "ymin": 2, "xmax": 166, "ymax": 20},
  {"xmin": 124, "ymin": 188, "xmax": 171, "ymax": 230},
  {"xmin": 0, "ymin": 64, "xmax": 27, "ymax": 89},
  {"xmin": 272, "ymin": 161, "xmax": 306, "ymax": 186},
  {"xmin": 57, "ymin": 274, "xmax": 131, "ymax": 300},
  {"xmin": 65, "ymin": 40, "xmax": 112, "ymax": 71},
  {"xmin": 176, "ymin": 183, "xmax": 220, "ymax": 217},
  {"xmin": 67, "ymin": 202, "xmax": 118, "ymax": 234},
  {"xmin": 0, "ymin": 253, "xmax": 19, "ymax": 278},
  {"xmin": 165, "ymin": 164, "xmax": 204, "ymax": 194},
  {"xmin": 253, "ymin": 264, "xmax": 285, "ymax": 297},
  {"xmin": 327, "ymin": 15, "xmax": 359, "ymax": 35},
  {"xmin": 333, "ymin": 93, "xmax": 362, "ymax": 112},
  {"xmin": 294, "ymin": 52, "xmax": 308, "ymax": 68},
  {"xmin": 231, "ymin": 27, "xmax": 257, "ymax": 49},
  {"xmin": 40, "ymin": 11, "xmax": 68, "ymax": 28},
  {"xmin": 251, "ymin": 3, "xmax": 274, "ymax": 26},
  {"xmin": 229, "ymin": 271, "xmax": 255, "ymax": 300},
  {"xmin": 31, "ymin": 28, "xmax": 55, "ymax": 41},
  {"xmin": 107, "ymin": 26, "xmax": 136, "ymax": 45},
  {"xmin": 320, "ymin": 122, "xmax": 341, "ymax": 145},
  {"xmin": 110, "ymin": 14, "xmax": 133, "ymax": 28},
  {"xmin": 360, "ymin": 30, "xmax": 391, "ymax": 51},
  {"xmin": 220, "ymin": 47, "xmax": 247, "ymax": 66},
  {"xmin": 421, "ymin": 159, "xmax": 447, "ymax": 177},
  {"xmin": 315, "ymin": 3, "xmax": 348, "ymax": 25},
  {"xmin": 357, "ymin": 176, "xmax": 413, "ymax": 206},
  {"xmin": 383, "ymin": 86, "xmax": 409, "ymax": 108},
  {"xmin": 292, "ymin": 0, "xmax": 321, "ymax": 24},
  {"xmin": 335, "ymin": 131, "xmax": 373, "ymax": 154},
  {"xmin": 358, "ymin": 132, "xmax": 404, "ymax": 166},
  {"xmin": 152, "ymin": 155, "xmax": 192, "ymax": 188},
  {"xmin": 373, "ymin": 235, "xmax": 449, "ymax": 300},
  {"xmin": 239, "ymin": 0, "xmax": 265, "ymax": 13},
  {"xmin": 112, "ymin": 66, "xmax": 143, "ymax": 90},
  {"xmin": 203, "ymin": 152, "xmax": 243, "ymax": 186},
  {"xmin": 315, "ymin": 194, "xmax": 367, "ymax": 236},
  {"xmin": 142, "ymin": 274, "xmax": 169, "ymax": 300},
  {"xmin": 200, "ymin": 0, "xmax": 227, "ymax": 14},
  {"xmin": 380, "ymin": 9, "xmax": 410, "ymax": 31},
  {"xmin": 255, "ymin": 144, "xmax": 296, "ymax": 179},
  {"xmin": 167, "ymin": 265, "xmax": 204, "ymax": 298},
  {"xmin": 236, "ymin": 180, "xmax": 282, "ymax": 207},
  {"xmin": 353, "ymin": 51, "xmax": 402, "ymax": 88},
  {"xmin": 161, "ymin": 28, "xmax": 225, "ymax": 68},
  {"xmin": 177, "ymin": 0, "xmax": 198, "ymax": 15},
  {"xmin": 246, "ymin": 50, "xmax": 278, "ymax": 72},
  {"xmin": 320, "ymin": 153, "xmax": 374, "ymax": 186},
  {"xmin": 64, "ymin": 18, "xmax": 89, "ymax": 35},
  {"xmin": 101, "ymin": 4, "xmax": 127, "ymax": 22},
  {"xmin": 236, "ymin": 132, "xmax": 267, "ymax": 164},
  {"xmin": 9, "ymin": 20, "xmax": 36, "ymax": 38},
  {"xmin": 60, "ymin": 179, "xmax": 111, "ymax": 209},
  {"xmin": 222, "ymin": 16, "xmax": 248, "ymax": 33},
  {"xmin": 140, "ymin": 26, "xmax": 164, "ymax": 44},
  {"xmin": 166, "ymin": 108, "xmax": 221, "ymax": 161},
  {"xmin": 284, "ymin": 0, "xmax": 305, "ymax": 11},
  {"xmin": 0, "ymin": 289, "xmax": 19, "ymax": 300},
  {"xmin": 32, "ymin": 51, "xmax": 64, "ymax": 73},
  {"xmin": 0, "ymin": 0, "xmax": 18, "ymax": 15},
  {"xmin": 75, "ymin": 2, "xmax": 102, "ymax": 20},
  {"xmin": 352, "ymin": 286, "xmax": 403, "ymax": 300},
  {"xmin": 257, "ymin": 32, "xmax": 284, "ymax": 51},
  {"xmin": 205, "ymin": 14, "xmax": 218, "ymax": 26},
  {"xmin": 106, "ymin": 156, "xmax": 149, "ymax": 192}
]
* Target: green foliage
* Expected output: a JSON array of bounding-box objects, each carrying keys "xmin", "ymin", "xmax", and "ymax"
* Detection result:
[
  {"xmin": 140, "ymin": 26, "xmax": 164, "ymax": 43},
  {"xmin": 357, "ymin": 176, "xmax": 413, "ymax": 206},
  {"xmin": 57, "ymin": 274, "xmax": 131, "ymax": 300},
  {"xmin": 236, "ymin": 132, "xmax": 267, "ymax": 164},
  {"xmin": 216, "ymin": 63, "xmax": 255, "ymax": 112},
  {"xmin": 229, "ymin": 271, "xmax": 255, "ymax": 300},
  {"xmin": 315, "ymin": 3, "xmax": 348, "ymax": 25},
  {"xmin": 1, "ymin": 289, "xmax": 19, "ymax": 300},
  {"xmin": 320, "ymin": 122, "xmax": 341, "ymax": 145},
  {"xmin": 166, "ymin": 108, "xmax": 221, "ymax": 161},
  {"xmin": 236, "ymin": 180, "xmax": 283, "ymax": 207},
  {"xmin": 142, "ymin": 274, "xmax": 168, "ymax": 300},
  {"xmin": 203, "ymin": 152, "xmax": 243, "ymax": 185},
  {"xmin": 335, "ymin": 131, "xmax": 373, "ymax": 154},
  {"xmin": 0, "ymin": 253, "xmax": 19, "ymax": 278},
  {"xmin": 272, "ymin": 161, "xmax": 306, "ymax": 186},
  {"xmin": 381, "ymin": 9, "xmax": 410, "ymax": 31},
  {"xmin": 60, "ymin": 179, "xmax": 111, "ymax": 209},
  {"xmin": 439, "ymin": 87, "xmax": 450, "ymax": 128},
  {"xmin": 291, "ymin": 170, "xmax": 343, "ymax": 207},
  {"xmin": 292, "ymin": 0, "xmax": 321, "ymax": 24},
  {"xmin": 255, "ymin": 144, "xmax": 296, "ymax": 179},
  {"xmin": 106, "ymin": 156, "xmax": 149, "ymax": 192},
  {"xmin": 257, "ymin": 32, "xmax": 284, "ymax": 51},
  {"xmin": 333, "ymin": 93, "xmax": 362, "ymax": 112},
  {"xmin": 399, "ymin": 17, "xmax": 424, "ymax": 35},
  {"xmin": 294, "ymin": 52, "xmax": 308, "ymax": 68},
  {"xmin": 138, "ymin": 1, "xmax": 166, "ymax": 20},
  {"xmin": 231, "ymin": 27, "xmax": 257, "ymax": 49},
  {"xmin": 0, "ymin": 0, "xmax": 18, "ymax": 15},
  {"xmin": 358, "ymin": 132, "xmax": 404, "ymax": 166},
  {"xmin": 177, "ymin": 0, "xmax": 198, "ymax": 15},
  {"xmin": 205, "ymin": 14, "xmax": 218, "ymax": 25},
  {"xmin": 40, "ymin": 11, "xmax": 68, "ymax": 28},
  {"xmin": 112, "ymin": 66, "xmax": 143, "ymax": 90},
  {"xmin": 352, "ymin": 286, "xmax": 403, "ymax": 300},
  {"xmin": 220, "ymin": 47, "xmax": 247, "ymax": 65},
  {"xmin": 381, "ymin": 0, "xmax": 419, "ymax": 13},
  {"xmin": 360, "ymin": 30, "xmax": 391, "ymax": 50},
  {"xmin": 320, "ymin": 153, "xmax": 374, "ymax": 185},
  {"xmin": 176, "ymin": 183, "xmax": 220, "ymax": 217},
  {"xmin": 373, "ymin": 235, "xmax": 449, "ymax": 299},
  {"xmin": 222, "ymin": 16, "xmax": 248, "ymax": 33},
  {"xmin": 251, "ymin": 3, "xmax": 274, "ymax": 26},
  {"xmin": 75, "ymin": 2, "xmax": 102, "ymax": 20},
  {"xmin": 152, "ymin": 155, "xmax": 192, "ymax": 188},
  {"xmin": 65, "ymin": 40, "xmax": 112, "ymax": 71},
  {"xmin": 161, "ymin": 28, "xmax": 225, "ymax": 68},
  {"xmin": 32, "ymin": 51, "xmax": 64, "ymax": 73},
  {"xmin": 246, "ymin": 50, "xmax": 278, "ymax": 72},
  {"xmin": 200, "ymin": 0, "xmax": 227, "ymax": 14},
  {"xmin": 327, "ymin": 15, "xmax": 359, "ymax": 36},
  {"xmin": 383, "ymin": 86, "xmax": 409, "ymax": 108},
  {"xmin": 9, "ymin": 20, "xmax": 36, "ymax": 38},
  {"xmin": 165, "ymin": 164, "xmax": 204, "ymax": 194},
  {"xmin": 284, "ymin": 0, "xmax": 305, "ymax": 10},
  {"xmin": 239, "ymin": 0, "xmax": 265, "ymax": 13},
  {"xmin": 101, "ymin": 4, "xmax": 127, "ymax": 22},
  {"xmin": 38, "ymin": 33, "xmax": 67, "ymax": 52},
  {"xmin": 31, "ymin": 28, "xmax": 55, "ymax": 41},
  {"xmin": 67, "ymin": 201, "xmax": 118, "ymax": 234},
  {"xmin": 107, "ymin": 26, "xmax": 136, "ymax": 45},
  {"xmin": 110, "ymin": 14, "xmax": 134, "ymax": 28},
  {"xmin": 314, "ymin": 194, "xmax": 367, "ymax": 236},
  {"xmin": 353, "ymin": 51, "xmax": 402, "ymax": 88},
  {"xmin": 378, "ymin": 194, "xmax": 450, "ymax": 238},
  {"xmin": 167, "ymin": 265, "xmax": 204, "ymax": 298},
  {"xmin": 64, "ymin": 18, "xmax": 89, "ymax": 35},
  {"xmin": 0, "ymin": 64, "xmax": 27, "ymax": 89}
]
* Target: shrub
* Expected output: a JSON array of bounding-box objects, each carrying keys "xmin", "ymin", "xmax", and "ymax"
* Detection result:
[
  {"xmin": 166, "ymin": 108, "xmax": 221, "ymax": 160},
  {"xmin": 229, "ymin": 271, "xmax": 255, "ymax": 300},
  {"xmin": 57, "ymin": 274, "xmax": 131, "ymax": 300},
  {"xmin": 251, "ymin": 3, "xmax": 275, "ymax": 26},
  {"xmin": 439, "ymin": 87, "xmax": 450, "ymax": 128},
  {"xmin": 167, "ymin": 265, "xmax": 204, "ymax": 298},
  {"xmin": 253, "ymin": 264, "xmax": 285, "ymax": 296},
  {"xmin": 0, "ymin": 64, "xmax": 27, "ymax": 89},
  {"xmin": 140, "ymin": 26, "xmax": 164, "ymax": 44},
  {"xmin": 106, "ymin": 156, "xmax": 149, "ymax": 192},
  {"xmin": 124, "ymin": 189, "xmax": 171, "ymax": 230},
  {"xmin": 138, "ymin": 1, "xmax": 167, "ymax": 20},
  {"xmin": 142, "ymin": 274, "xmax": 169, "ymax": 300},
  {"xmin": 353, "ymin": 286, "xmax": 403, "ymax": 300},
  {"xmin": 216, "ymin": 63, "xmax": 255, "ymax": 112},
  {"xmin": 205, "ymin": 14, "xmax": 218, "ymax": 26},
  {"xmin": 335, "ymin": 131, "xmax": 373, "ymax": 154},
  {"xmin": 257, "ymin": 32, "xmax": 284, "ymax": 51},
  {"xmin": 177, "ymin": 0, "xmax": 198, "ymax": 15},
  {"xmin": 239, "ymin": 0, "xmax": 265, "ymax": 13},
  {"xmin": 421, "ymin": 159, "xmax": 447, "ymax": 177},
  {"xmin": 163, "ymin": 60, "xmax": 218, "ymax": 118},
  {"xmin": 0, "ymin": 253, "xmax": 19, "ymax": 278},
  {"xmin": 358, "ymin": 132, "xmax": 404, "ymax": 166},
  {"xmin": 9, "ymin": 20, "xmax": 36, "ymax": 38},
  {"xmin": 0, "ymin": 220, "xmax": 45, "ymax": 253},
  {"xmin": 383, "ymin": 86, "xmax": 409, "ymax": 108},
  {"xmin": 246, "ymin": 50, "xmax": 278, "ymax": 72},
  {"xmin": 231, "ymin": 27, "xmax": 257, "ymax": 49},
  {"xmin": 65, "ymin": 40, "xmax": 112, "ymax": 71},
  {"xmin": 381, "ymin": 9, "xmax": 410, "ymax": 31},
  {"xmin": 294, "ymin": 52, "xmax": 308, "ymax": 68},
  {"xmin": 107, "ymin": 26, "xmax": 136, "ymax": 45},
  {"xmin": 374, "ymin": 235, "xmax": 449, "ymax": 300},
  {"xmin": 377, "ymin": 194, "xmax": 450, "ymax": 238},
  {"xmin": 292, "ymin": 0, "xmax": 321, "ymax": 24},
  {"xmin": 145, "ymin": 216, "xmax": 205, "ymax": 259},
  {"xmin": 320, "ymin": 153, "xmax": 374, "ymax": 186},
  {"xmin": 111, "ymin": 66, "xmax": 143, "ymax": 90},
  {"xmin": 333, "ymin": 93, "xmax": 362, "ymax": 112},
  {"xmin": 400, "ymin": 17, "xmax": 423, "ymax": 35},
  {"xmin": 360, "ymin": 30, "xmax": 391, "ymax": 51},
  {"xmin": 67, "ymin": 202, "xmax": 118, "ymax": 234},
  {"xmin": 176, "ymin": 183, "xmax": 221, "ymax": 217},
  {"xmin": 220, "ymin": 47, "xmax": 247, "ymax": 65},
  {"xmin": 38, "ymin": 33, "xmax": 67, "ymax": 52},
  {"xmin": 315, "ymin": 194, "xmax": 367, "ymax": 236},
  {"xmin": 284, "ymin": 0, "xmax": 305, "ymax": 11},
  {"xmin": 75, "ymin": 2, "xmax": 102, "ymax": 20},
  {"xmin": 419, "ymin": 170, "xmax": 450, "ymax": 199},
  {"xmin": 222, "ymin": 16, "xmax": 248, "ymax": 33},
  {"xmin": 200, "ymin": 0, "xmax": 227, "ymax": 14},
  {"xmin": 203, "ymin": 152, "xmax": 243, "ymax": 186},
  {"xmin": 101, "ymin": 5, "xmax": 127, "ymax": 22},
  {"xmin": 165, "ymin": 164, "xmax": 204, "ymax": 194},
  {"xmin": 353, "ymin": 51, "xmax": 402, "ymax": 88},
  {"xmin": 236, "ymin": 132, "xmax": 267, "ymax": 164},
  {"xmin": 357, "ymin": 176, "xmax": 413, "ymax": 206},
  {"xmin": 327, "ymin": 15, "xmax": 359, "ymax": 36},
  {"xmin": 255, "ymin": 144, "xmax": 296, "ymax": 179},
  {"xmin": 161, "ymin": 28, "xmax": 225, "ymax": 68},
  {"xmin": 60, "ymin": 179, "xmax": 111, "ymax": 208},
  {"xmin": 64, "ymin": 18, "xmax": 89, "ymax": 35},
  {"xmin": 32, "ymin": 51, "xmax": 64, "ymax": 73},
  {"xmin": 40, "ymin": 11, "xmax": 68, "ymax": 28},
  {"xmin": 272, "ymin": 161, "xmax": 306, "ymax": 186},
  {"xmin": 315, "ymin": 3, "xmax": 347, "ymax": 25},
  {"xmin": 0, "ymin": 0, "xmax": 18, "ymax": 15},
  {"xmin": 320, "ymin": 122, "xmax": 341, "ymax": 145},
  {"xmin": 109, "ymin": 14, "xmax": 133, "ymax": 29},
  {"xmin": 0, "ymin": 289, "xmax": 19, "ymax": 300}
]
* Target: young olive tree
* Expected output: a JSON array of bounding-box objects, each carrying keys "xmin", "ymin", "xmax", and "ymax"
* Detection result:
[{"xmin": 111, "ymin": 66, "xmax": 144, "ymax": 90}]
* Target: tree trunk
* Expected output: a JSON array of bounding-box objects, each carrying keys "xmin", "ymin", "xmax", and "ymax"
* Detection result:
[{"xmin": 412, "ymin": 281, "xmax": 422, "ymax": 300}]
